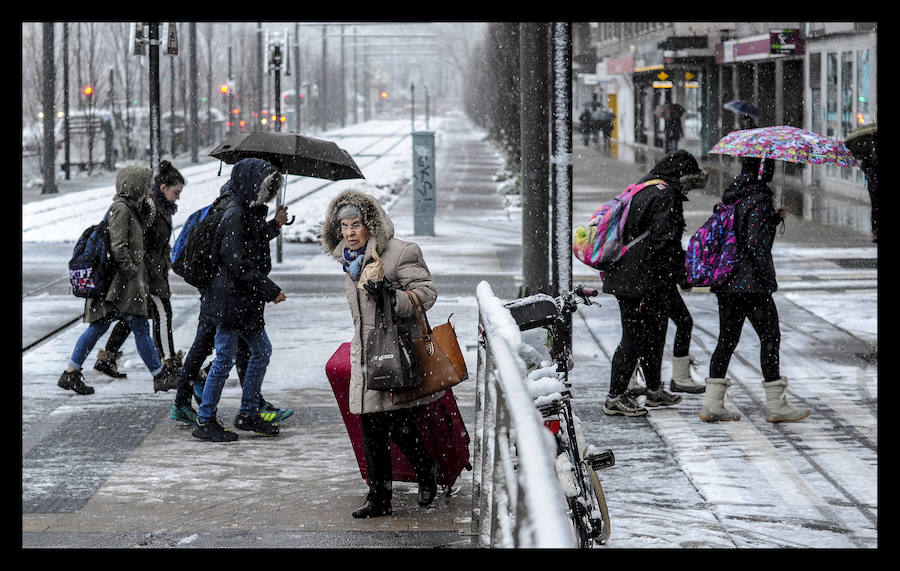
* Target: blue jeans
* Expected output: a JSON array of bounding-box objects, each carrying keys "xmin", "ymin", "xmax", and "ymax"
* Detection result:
[
  {"xmin": 197, "ymin": 327, "xmax": 272, "ymax": 423},
  {"xmin": 69, "ymin": 311, "xmax": 162, "ymax": 376}
]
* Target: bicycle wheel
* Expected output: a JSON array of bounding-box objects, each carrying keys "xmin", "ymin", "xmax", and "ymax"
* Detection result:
[{"xmin": 585, "ymin": 464, "xmax": 611, "ymax": 544}]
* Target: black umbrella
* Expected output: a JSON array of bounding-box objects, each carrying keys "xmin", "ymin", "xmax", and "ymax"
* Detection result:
[
  {"xmin": 209, "ymin": 131, "xmax": 365, "ymax": 181},
  {"xmin": 844, "ymin": 123, "xmax": 877, "ymax": 163}
]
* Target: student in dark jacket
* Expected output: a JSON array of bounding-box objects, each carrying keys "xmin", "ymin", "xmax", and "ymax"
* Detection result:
[
  {"xmin": 602, "ymin": 150, "xmax": 708, "ymax": 417},
  {"xmin": 93, "ymin": 161, "xmax": 185, "ymax": 387},
  {"xmin": 192, "ymin": 158, "xmax": 287, "ymax": 442},
  {"xmin": 169, "ymin": 177, "xmax": 292, "ymax": 426},
  {"xmin": 699, "ymin": 157, "xmax": 810, "ymax": 423}
]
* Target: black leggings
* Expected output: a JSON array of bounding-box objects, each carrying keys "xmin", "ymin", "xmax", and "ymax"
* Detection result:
[
  {"xmin": 709, "ymin": 293, "xmax": 781, "ymax": 382},
  {"xmin": 360, "ymin": 408, "xmax": 433, "ymax": 494},
  {"xmin": 610, "ymin": 295, "xmax": 668, "ymax": 395},
  {"xmin": 665, "ymin": 284, "xmax": 693, "ymax": 358}
]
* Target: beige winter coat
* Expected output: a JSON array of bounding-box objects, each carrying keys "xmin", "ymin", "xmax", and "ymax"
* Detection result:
[{"xmin": 323, "ymin": 190, "xmax": 443, "ymax": 415}]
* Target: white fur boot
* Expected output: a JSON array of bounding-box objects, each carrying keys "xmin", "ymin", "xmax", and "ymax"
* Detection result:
[
  {"xmin": 698, "ymin": 377, "xmax": 741, "ymax": 422},
  {"xmin": 669, "ymin": 354, "xmax": 706, "ymax": 393},
  {"xmin": 762, "ymin": 378, "xmax": 811, "ymax": 423}
]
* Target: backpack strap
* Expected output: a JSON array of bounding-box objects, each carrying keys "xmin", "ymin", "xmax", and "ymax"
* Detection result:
[{"xmin": 617, "ymin": 179, "xmax": 665, "ymax": 254}]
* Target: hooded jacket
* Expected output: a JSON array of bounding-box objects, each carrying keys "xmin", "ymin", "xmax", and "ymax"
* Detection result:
[
  {"xmin": 84, "ymin": 165, "xmax": 154, "ymax": 322},
  {"xmin": 601, "ymin": 150, "xmax": 701, "ymax": 298},
  {"xmin": 322, "ymin": 190, "xmax": 442, "ymax": 415},
  {"xmin": 199, "ymin": 158, "xmax": 283, "ymax": 331},
  {"xmin": 711, "ymin": 159, "xmax": 781, "ymax": 294},
  {"xmin": 144, "ymin": 184, "xmax": 176, "ymax": 297}
]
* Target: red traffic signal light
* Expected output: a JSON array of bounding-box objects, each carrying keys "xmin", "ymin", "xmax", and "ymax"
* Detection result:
[{"xmin": 83, "ymin": 86, "xmax": 93, "ymax": 97}]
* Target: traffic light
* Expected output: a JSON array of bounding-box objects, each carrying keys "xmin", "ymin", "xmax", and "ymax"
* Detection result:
[
  {"xmin": 220, "ymin": 85, "xmax": 228, "ymax": 94},
  {"xmin": 380, "ymin": 90, "xmax": 388, "ymax": 100},
  {"xmin": 83, "ymin": 85, "xmax": 93, "ymax": 97}
]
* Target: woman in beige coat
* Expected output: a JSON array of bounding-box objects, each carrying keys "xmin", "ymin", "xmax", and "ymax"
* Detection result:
[{"xmin": 323, "ymin": 190, "xmax": 442, "ymax": 518}]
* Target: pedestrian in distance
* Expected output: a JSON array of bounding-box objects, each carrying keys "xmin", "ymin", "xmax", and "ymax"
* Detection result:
[
  {"xmin": 169, "ymin": 176, "xmax": 293, "ymax": 426},
  {"xmin": 579, "ymin": 105, "xmax": 593, "ymax": 147},
  {"xmin": 93, "ymin": 160, "xmax": 185, "ymax": 389},
  {"xmin": 664, "ymin": 102, "xmax": 685, "ymax": 151},
  {"xmin": 58, "ymin": 165, "xmax": 180, "ymax": 395},
  {"xmin": 322, "ymin": 189, "xmax": 441, "ymax": 518},
  {"xmin": 699, "ymin": 157, "xmax": 810, "ymax": 423},
  {"xmin": 601, "ymin": 150, "xmax": 709, "ymax": 417},
  {"xmin": 191, "ymin": 158, "xmax": 287, "ymax": 442}
]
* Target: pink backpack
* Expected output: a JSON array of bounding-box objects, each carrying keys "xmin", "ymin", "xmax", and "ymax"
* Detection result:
[{"xmin": 573, "ymin": 179, "xmax": 666, "ymax": 269}]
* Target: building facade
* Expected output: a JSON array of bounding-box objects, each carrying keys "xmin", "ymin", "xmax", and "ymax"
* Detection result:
[{"xmin": 580, "ymin": 22, "xmax": 877, "ymax": 236}]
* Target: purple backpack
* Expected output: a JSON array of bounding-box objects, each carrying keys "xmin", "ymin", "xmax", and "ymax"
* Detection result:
[{"xmin": 685, "ymin": 201, "xmax": 741, "ymax": 287}]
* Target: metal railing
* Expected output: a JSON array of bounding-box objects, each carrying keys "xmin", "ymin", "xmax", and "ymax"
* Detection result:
[{"xmin": 471, "ymin": 281, "xmax": 576, "ymax": 548}]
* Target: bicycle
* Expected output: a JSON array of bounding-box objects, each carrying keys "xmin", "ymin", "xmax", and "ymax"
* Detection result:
[{"xmin": 503, "ymin": 284, "xmax": 616, "ymax": 547}]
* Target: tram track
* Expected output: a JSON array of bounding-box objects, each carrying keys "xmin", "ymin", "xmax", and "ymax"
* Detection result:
[{"xmin": 22, "ymin": 125, "xmax": 411, "ymax": 354}]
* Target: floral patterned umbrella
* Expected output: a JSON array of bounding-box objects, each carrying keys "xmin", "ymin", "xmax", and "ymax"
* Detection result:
[{"xmin": 709, "ymin": 126, "xmax": 857, "ymax": 172}]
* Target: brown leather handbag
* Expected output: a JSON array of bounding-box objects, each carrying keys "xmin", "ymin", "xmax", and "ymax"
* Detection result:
[{"xmin": 390, "ymin": 290, "xmax": 468, "ymax": 404}]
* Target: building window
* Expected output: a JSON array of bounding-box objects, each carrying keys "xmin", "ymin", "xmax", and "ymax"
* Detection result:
[
  {"xmin": 856, "ymin": 49, "xmax": 871, "ymax": 125},
  {"xmin": 840, "ymin": 51, "xmax": 854, "ymax": 180}
]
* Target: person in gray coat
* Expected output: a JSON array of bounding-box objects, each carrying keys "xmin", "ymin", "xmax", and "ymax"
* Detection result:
[
  {"xmin": 58, "ymin": 165, "xmax": 179, "ymax": 395},
  {"xmin": 322, "ymin": 189, "xmax": 441, "ymax": 518}
]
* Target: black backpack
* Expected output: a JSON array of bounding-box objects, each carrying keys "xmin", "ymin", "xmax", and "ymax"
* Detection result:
[
  {"xmin": 69, "ymin": 209, "xmax": 115, "ymax": 298},
  {"xmin": 171, "ymin": 197, "xmax": 226, "ymax": 289}
]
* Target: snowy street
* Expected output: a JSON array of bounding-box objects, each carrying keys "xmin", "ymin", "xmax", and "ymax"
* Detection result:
[{"xmin": 22, "ymin": 115, "xmax": 877, "ymax": 549}]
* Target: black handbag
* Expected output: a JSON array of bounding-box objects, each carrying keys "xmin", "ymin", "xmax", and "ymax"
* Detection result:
[{"xmin": 364, "ymin": 286, "xmax": 421, "ymax": 391}]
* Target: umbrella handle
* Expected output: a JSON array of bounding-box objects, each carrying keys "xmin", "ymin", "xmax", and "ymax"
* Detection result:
[{"xmin": 285, "ymin": 215, "xmax": 295, "ymax": 226}]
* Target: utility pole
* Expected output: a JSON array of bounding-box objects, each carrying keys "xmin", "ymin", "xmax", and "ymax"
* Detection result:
[
  {"xmin": 148, "ymin": 23, "xmax": 161, "ymax": 174},
  {"xmin": 294, "ymin": 22, "xmax": 302, "ymax": 133},
  {"xmin": 189, "ymin": 22, "xmax": 198, "ymax": 162},
  {"xmin": 550, "ymin": 22, "xmax": 573, "ymax": 299},
  {"xmin": 41, "ymin": 22, "xmax": 57, "ymax": 194},
  {"xmin": 519, "ymin": 23, "xmax": 550, "ymax": 296},
  {"xmin": 63, "ymin": 22, "xmax": 71, "ymax": 181}
]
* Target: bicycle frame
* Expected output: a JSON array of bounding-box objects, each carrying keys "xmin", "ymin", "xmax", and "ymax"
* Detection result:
[{"xmin": 504, "ymin": 285, "xmax": 615, "ymax": 547}]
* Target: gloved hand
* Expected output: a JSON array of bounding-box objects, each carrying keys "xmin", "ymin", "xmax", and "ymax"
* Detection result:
[{"xmin": 363, "ymin": 280, "xmax": 396, "ymax": 308}]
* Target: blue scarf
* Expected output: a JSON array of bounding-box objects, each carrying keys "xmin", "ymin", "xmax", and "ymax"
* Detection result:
[{"xmin": 342, "ymin": 243, "xmax": 367, "ymax": 281}]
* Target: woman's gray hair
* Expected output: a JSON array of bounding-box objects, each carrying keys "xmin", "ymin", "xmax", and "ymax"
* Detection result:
[{"xmin": 337, "ymin": 204, "xmax": 362, "ymax": 221}]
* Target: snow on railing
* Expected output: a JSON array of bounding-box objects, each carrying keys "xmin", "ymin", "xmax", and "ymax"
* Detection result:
[{"xmin": 472, "ymin": 281, "xmax": 576, "ymax": 548}]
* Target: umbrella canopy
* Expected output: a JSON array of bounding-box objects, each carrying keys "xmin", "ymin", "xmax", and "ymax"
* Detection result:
[
  {"xmin": 844, "ymin": 123, "xmax": 877, "ymax": 163},
  {"xmin": 723, "ymin": 100, "xmax": 761, "ymax": 119},
  {"xmin": 209, "ymin": 131, "xmax": 365, "ymax": 181},
  {"xmin": 708, "ymin": 125, "xmax": 857, "ymax": 169}
]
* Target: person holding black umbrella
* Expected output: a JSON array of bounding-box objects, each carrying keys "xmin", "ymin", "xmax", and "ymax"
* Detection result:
[{"xmin": 191, "ymin": 158, "xmax": 288, "ymax": 442}]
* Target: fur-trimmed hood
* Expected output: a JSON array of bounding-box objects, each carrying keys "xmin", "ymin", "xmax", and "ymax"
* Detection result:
[
  {"xmin": 321, "ymin": 190, "xmax": 394, "ymax": 256},
  {"xmin": 229, "ymin": 158, "xmax": 282, "ymax": 209}
]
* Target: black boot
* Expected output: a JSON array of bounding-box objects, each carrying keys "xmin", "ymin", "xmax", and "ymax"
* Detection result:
[
  {"xmin": 58, "ymin": 369, "xmax": 94, "ymax": 395},
  {"xmin": 93, "ymin": 350, "xmax": 127, "ymax": 379},
  {"xmin": 417, "ymin": 461, "xmax": 438, "ymax": 507},
  {"xmin": 153, "ymin": 359, "xmax": 180, "ymax": 392},
  {"xmin": 352, "ymin": 482, "xmax": 392, "ymax": 518}
]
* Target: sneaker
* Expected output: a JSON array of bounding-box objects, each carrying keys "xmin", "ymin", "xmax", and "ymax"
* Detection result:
[
  {"xmin": 645, "ymin": 387, "xmax": 682, "ymax": 407},
  {"xmin": 58, "ymin": 369, "xmax": 95, "ymax": 395},
  {"xmin": 169, "ymin": 404, "xmax": 198, "ymax": 424},
  {"xmin": 234, "ymin": 411, "xmax": 280, "ymax": 436},
  {"xmin": 261, "ymin": 400, "xmax": 294, "ymax": 423},
  {"xmin": 93, "ymin": 350, "xmax": 127, "ymax": 379},
  {"xmin": 602, "ymin": 392, "xmax": 647, "ymax": 417},
  {"xmin": 192, "ymin": 418, "xmax": 238, "ymax": 442}
]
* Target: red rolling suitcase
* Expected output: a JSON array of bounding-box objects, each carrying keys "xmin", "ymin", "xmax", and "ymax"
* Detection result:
[{"xmin": 325, "ymin": 342, "xmax": 472, "ymax": 487}]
